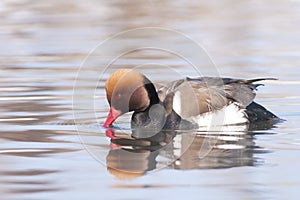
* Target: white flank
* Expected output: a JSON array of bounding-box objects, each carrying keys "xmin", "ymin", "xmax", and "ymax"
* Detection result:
[
  {"xmin": 216, "ymin": 144, "xmax": 245, "ymax": 150},
  {"xmin": 172, "ymin": 91, "xmax": 182, "ymax": 115},
  {"xmin": 187, "ymin": 102, "xmax": 248, "ymax": 128}
]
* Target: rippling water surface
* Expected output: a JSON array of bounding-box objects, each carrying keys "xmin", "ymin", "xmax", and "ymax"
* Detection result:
[{"xmin": 1, "ymin": 0, "xmax": 300, "ymax": 199}]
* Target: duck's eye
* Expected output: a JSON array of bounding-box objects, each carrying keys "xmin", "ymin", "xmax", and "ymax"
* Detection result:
[{"xmin": 115, "ymin": 93, "xmax": 121, "ymax": 99}]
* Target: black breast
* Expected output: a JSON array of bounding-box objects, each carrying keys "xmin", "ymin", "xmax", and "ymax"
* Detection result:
[{"xmin": 131, "ymin": 103, "xmax": 196, "ymax": 139}]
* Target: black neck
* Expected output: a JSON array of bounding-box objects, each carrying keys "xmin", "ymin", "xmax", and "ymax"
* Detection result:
[{"xmin": 143, "ymin": 77, "xmax": 160, "ymax": 105}]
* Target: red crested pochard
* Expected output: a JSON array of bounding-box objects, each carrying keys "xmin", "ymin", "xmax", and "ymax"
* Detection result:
[{"xmin": 103, "ymin": 69, "xmax": 278, "ymax": 131}]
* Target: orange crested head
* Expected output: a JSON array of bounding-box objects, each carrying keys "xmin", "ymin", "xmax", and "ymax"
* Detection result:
[{"xmin": 104, "ymin": 69, "xmax": 154, "ymax": 127}]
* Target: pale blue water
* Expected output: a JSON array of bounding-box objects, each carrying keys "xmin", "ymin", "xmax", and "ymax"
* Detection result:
[{"xmin": 1, "ymin": 1, "xmax": 300, "ymax": 200}]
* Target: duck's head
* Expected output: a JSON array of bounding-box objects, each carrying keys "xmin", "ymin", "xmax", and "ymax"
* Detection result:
[{"xmin": 103, "ymin": 69, "xmax": 159, "ymax": 128}]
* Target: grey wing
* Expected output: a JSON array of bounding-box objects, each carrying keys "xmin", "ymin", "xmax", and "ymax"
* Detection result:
[
  {"xmin": 157, "ymin": 78, "xmax": 228, "ymax": 118},
  {"xmin": 187, "ymin": 77, "xmax": 275, "ymax": 109},
  {"xmin": 157, "ymin": 77, "xmax": 274, "ymax": 118}
]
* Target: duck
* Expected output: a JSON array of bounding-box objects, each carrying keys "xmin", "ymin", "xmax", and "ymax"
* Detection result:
[{"xmin": 103, "ymin": 69, "xmax": 279, "ymax": 133}]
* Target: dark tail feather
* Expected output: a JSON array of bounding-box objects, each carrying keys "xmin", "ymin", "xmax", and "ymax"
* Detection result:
[
  {"xmin": 246, "ymin": 78, "xmax": 277, "ymax": 89},
  {"xmin": 245, "ymin": 78, "xmax": 278, "ymax": 84},
  {"xmin": 225, "ymin": 78, "xmax": 277, "ymax": 89}
]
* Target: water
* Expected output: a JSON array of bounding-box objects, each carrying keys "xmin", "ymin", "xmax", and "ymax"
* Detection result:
[{"xmin": 1, "ymin": 0, "xmax": 300, "ymax": 199}]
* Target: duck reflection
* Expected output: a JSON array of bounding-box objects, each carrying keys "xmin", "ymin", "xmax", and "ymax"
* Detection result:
[
  {"xmin": 107, "ymin": 145, "xmax": 158, "ymax": 180},
  {"xmin": 105, "ymin": 123, "xmax": 270, "ymax": 179}
]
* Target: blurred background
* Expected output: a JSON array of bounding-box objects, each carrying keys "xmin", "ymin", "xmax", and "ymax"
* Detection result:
[{"xmin": 0, "ymin": 0, "xmax": 300, "ymax": 200}]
